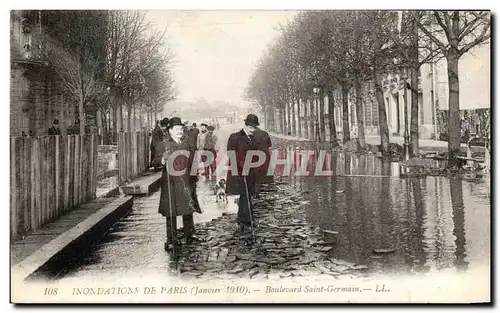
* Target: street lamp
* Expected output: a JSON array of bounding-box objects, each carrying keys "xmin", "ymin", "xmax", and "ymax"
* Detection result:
[{"xmin": 393, "ymin": 57, "xmax": 411, "ymax": 160}]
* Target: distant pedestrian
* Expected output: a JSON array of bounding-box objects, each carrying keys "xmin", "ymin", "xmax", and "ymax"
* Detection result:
[
  {"xmin": 150, "ymin": 120, "xmax": 164, "ymax": 168},
  {"xmin": 188, "ymin": 122, "xmax": 199, "ymax": 148},
  {"xmin": 205, "ymin": 125, "xmax": 218, "ymax": 176},
  {"xmin": 197, "ymin": 123, "xmax": 210, "ymax": 175},
  {"xmin": 48, "ymin": 119, "xmax": 61, "ymax": 136},
  {"xmin": 151, "ymin": 118, "xmax": 169, "ymax": 170},
  {"xmin": 158, "ymin": 117, "xmax": 202, "ymax": 251}
]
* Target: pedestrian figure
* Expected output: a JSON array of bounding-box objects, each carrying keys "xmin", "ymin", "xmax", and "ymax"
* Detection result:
[
  {"xmin": 226, "ymin": 114, "xmax": 261, "ymax": 235},
  {"xmin": 205, "ymin": 125, "xmax": 218, "ymax": 177},
  {"xmin": 159, "ymin": 117, "xmax": 202, "ymax": 251},
  {"xmin": 48, "ymin": 119, "xmax": 61, "ymax": 135},
  {"xmin": 197, "ymin": 123, "xmax": 210, "ymax": 176},
  {"xmin": 151, "ymin": 118, "xmax": 169, "ymax": 170},
  {"xmin": 150, "ymin": 120, "xmax": 164, "ymax": 168},
  {"xmin": 188, "ymin": 122, "xmax": 199, "ymax": 148}
]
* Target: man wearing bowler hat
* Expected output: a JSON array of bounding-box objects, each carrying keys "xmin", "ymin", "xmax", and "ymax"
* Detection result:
[{"xmin": 225, "ymin": 114, "xmax": 267, "ymax": 235}]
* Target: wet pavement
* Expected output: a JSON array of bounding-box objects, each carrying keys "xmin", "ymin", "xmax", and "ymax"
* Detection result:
[
  {"xmin": 272, "ymin": 137, "xmax": 491, "ymax": 276},
  {"xmin": 53, "ymin": 126, "xmax": 490, "ymax": 281}
]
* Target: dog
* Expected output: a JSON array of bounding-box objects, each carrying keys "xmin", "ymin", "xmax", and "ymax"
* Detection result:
[{"xmin": 215, "ymin": 179, "xmax": 228, "ymax": 203}]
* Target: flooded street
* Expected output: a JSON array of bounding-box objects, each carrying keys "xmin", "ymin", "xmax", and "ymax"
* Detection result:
[
  {"xmin": 275, "ymin": 138, "xmax": 491, "ymax": 276},
  {"xmin": 54, "ymin": 130, "xmax": 490, "ymax": 281}
]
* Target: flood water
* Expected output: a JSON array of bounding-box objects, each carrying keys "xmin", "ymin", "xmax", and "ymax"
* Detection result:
[{"xmin": 273, "ymin": 139, "xmax": 491, "ymax": 276}]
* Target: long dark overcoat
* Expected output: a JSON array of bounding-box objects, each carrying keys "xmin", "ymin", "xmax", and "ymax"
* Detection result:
[
  {"xmin": 253, "ymin": 128, "xmax": 273, "ymax": 184},
  {"xmin": 158, "ymin": 137, "xmax": 202, "ymax": 217},
  {"xmin": 225, "ymin": 129, "xmax": 260, "ymax": 196}
]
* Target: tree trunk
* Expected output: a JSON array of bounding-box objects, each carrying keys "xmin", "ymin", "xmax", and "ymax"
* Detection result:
[
  {"xmin": 127, "ymin": 104, "xmax": 132, "ymax": 132},
  {"xmin": 263, "ymin": 105, "xmax": 268, "ymax": 130},
  {"xmin": 447, "ymin": 53, "xmax": 461, "ymax": 166},
  {"xmin": 374, "ymin": 70, "xmax": 390, "ymax": 155},
  {"xmin": 319, "ymin": 91, "xmax": 326, "ymax": 141},
  {"xmin": 79, "ymin": 89, "xmax": 85, "ymax": 135},
  {"xmin": 410, "ymin": 67, "xmax": 420, "ymax": 157},
  {"xmin": 291, "ymin": 99, "xmax": 296, "ymax": 136},
  {"xmin": 309, "ymin": 97, "xmax": 315, "ymax": 140},
  {"xmin": 327, "ymin": 89, "xmax": 337, "ymax": 145},
  {"xmin": 119, "ymin": 103, "xmax": 124, "ymax": 132},
  {"xmin": 286, "ymin": 102, "xmax": 292, "ymax": 135},
  {"xmin": 101, "ymin": 109, "xmax": 108, "ymax": 145},
  {"xmin": 281, "ymin": 106, "xmax": 288, "ymax": 135},
  {"xmin": 302, "ymin": 98, "xmax": 308, "ymax": 139},
  {"xmin": 354, "ymin": 76, "xmax": 366, "ymax": 149},
  {"xmin": 341, "ymin": 85, "xmax": 350, "ymax": 143},
  {"xmin": 296, "ymin": 98, "xmax": 301, "ymax": 138},
  {"xmin": 133, "ymin": 105, "xmax": 137, "ymax": 131}
]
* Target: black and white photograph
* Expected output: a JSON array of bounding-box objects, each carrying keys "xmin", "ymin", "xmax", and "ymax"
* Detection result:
[{"xmin": 8, "ymin": 7, "xmax": 491, "ymax": 303}]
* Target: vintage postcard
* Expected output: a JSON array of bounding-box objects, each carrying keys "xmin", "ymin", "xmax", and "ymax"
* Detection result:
[{"xmin": 9, "ymin": 9, "xmax": 491, "ymax": 304}]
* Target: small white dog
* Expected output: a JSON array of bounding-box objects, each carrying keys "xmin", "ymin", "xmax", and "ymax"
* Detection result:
[{"xmin": 215, "ymin": 179, "xmax": 228, "ymax": 203}]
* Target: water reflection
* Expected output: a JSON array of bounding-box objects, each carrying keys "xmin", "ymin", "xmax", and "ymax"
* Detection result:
[{"xmin": 274, "ymin": 141, "xmax": 490, "ymax": 275}]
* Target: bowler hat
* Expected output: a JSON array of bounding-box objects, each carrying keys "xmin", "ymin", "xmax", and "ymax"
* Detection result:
[
  {"xmin": 244, "ymin": 114, "xmax": 259, "ymax": 127},
  {"xmin": 200, "ymin": 123, "xmax": 208, "ymax": 127},
  {"xmin": 160, "ymin": 118, "xmax": 169, "ymax": 127},
  {"xmin": 168, "ymin": 117, "xmax": 183, "ymax": 128}
]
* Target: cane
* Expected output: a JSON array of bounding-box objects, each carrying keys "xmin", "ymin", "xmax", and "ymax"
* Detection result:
[
  {"xmin": 243, "ymin": 176, "xmax": 256, "ymax": 243},
  {"xmin": 165, "ymin": 157, "xmax": 178, "ymax": 269}
]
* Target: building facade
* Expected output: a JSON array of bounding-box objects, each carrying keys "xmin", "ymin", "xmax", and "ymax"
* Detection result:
[{"xmin": 10, "ymin": 10, "xmax": 79, "ymax": 137}]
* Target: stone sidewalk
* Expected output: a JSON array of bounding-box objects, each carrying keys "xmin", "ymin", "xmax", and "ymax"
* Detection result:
[{"xmin": 11, "ymin": 170, "xmax": 162, "ymax": 282}]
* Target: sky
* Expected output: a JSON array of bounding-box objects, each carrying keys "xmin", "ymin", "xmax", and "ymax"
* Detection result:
[{"xmin": 146, "ymin": 10, "xmax": 298, "ymax": 106}]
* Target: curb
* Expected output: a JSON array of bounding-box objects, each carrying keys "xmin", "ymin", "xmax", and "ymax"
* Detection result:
[{"xmin": 12, "ymin": 196, "xmax": 134, "ymax": 283}]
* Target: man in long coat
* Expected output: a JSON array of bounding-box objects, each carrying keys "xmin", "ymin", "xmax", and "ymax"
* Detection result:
[
  {"xmin": 151, "ymin": 118, "xmax": 169, "ymax": 170},
  {"xmin": 158, "ymin": 117, "xmax": 201, "ymax": 251},
  {"xmin": 225, "ymin": 114, "xmax": 262, "ymax": 233},
  {"xmin": 253, "ymin": 126, "xmax": 273, "ymax": 193},
  {"xmin": 150, "ymin": 120, "xmax": 163, "ymax": 167}
]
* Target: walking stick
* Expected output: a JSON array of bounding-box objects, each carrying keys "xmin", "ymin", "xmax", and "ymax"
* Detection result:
[
  {"xmin": 165, "ymin": 160, "xmax": 178, "ymax": 270},
  {"xmin": 243, "ymin": 176, "xmax": 256, "ymax": 243}
]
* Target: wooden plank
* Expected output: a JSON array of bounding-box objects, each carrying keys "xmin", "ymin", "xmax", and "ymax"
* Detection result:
[
  {"xmin": 69, "ymin": 136, "xmax": 75, "ymax": 210},
  {"xmin": 83, "ymin": 135, "xmax": 88, "ymax": 202},
  {"xmin": 117, "ymin": 133, "xmax": 121, "ymax": 184},
  {"xmin": 60, "ymin": 136, "xmax": 66, "ymax": 212},
  {"xmin": 47, "ymin": 137, "xmax": 53, "ymax": 221},
  {"xmin": 91, "ymin": 134, "xmax": 97, "ymax": 198},
  {"xmin": 34, "ymin": 138, "xmax": 41, "ymax": 231},
  {"xmin": 30, "ymin": 138, "xmax": 37, "ymax": 231},
  {"xmin": 44, "ymin": 137, "xmax": 50, "ymax": 222},
  {"xmin": 10, "ymin": 137, "xmax": 17, "ymax": 241},
  {"xmin": 64, "ymin": 136, "xmax": 70, "ymax": 213},
  {"xmin": 74, "ymin": 135, "xmax": 80, "ymax": 207},
  {"xmin": 80, "ymin": 135, "xmax": 85, "ymax": 204},
  {"xmin": 24, "ymin": 138, "xmax": 32, "ymax": 233},
  {"xmin": 55, "ymin": 136, "xmax": 60, "ymax": 219},
  {"xmin": 40, "ymin": 137, "xmax": 46, "ymax": 226}
]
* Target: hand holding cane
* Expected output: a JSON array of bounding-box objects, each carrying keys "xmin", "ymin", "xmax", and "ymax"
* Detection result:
[{"xmin": 163, "ymin": 154, "xmax": 178, "ymax": 268}]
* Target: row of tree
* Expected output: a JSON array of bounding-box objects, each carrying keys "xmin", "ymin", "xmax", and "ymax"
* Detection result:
[
  {"xmin": 18, "ymin": 10, "xmax": 176, "ymax": 143},
  {"xmin": 245, "ymin": 11, "xmax": 490, "ymax": 164}
]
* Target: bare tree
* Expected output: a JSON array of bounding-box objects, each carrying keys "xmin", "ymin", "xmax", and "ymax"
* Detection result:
[
  {"xmin": 38, "ymin": 33, "xmax": 105, "ymax": 134},
  {"xmin": 413, "ymin": 11, "xmax": 490, "ymax": 164}
]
